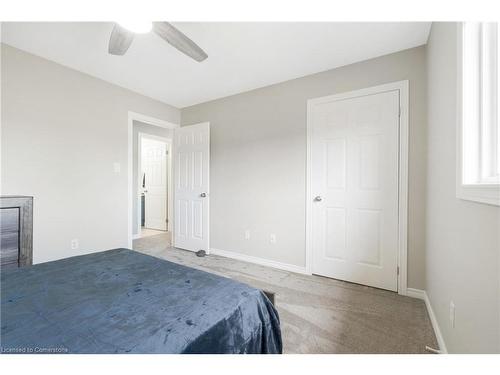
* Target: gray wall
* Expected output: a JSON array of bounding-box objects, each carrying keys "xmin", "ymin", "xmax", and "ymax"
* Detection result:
[
  {"xmin": 132, "ymin": 120, "xmax": 173, "ymax": 236},
  {"xmin": 426, "ymin": 23, "xmax": 500, "ymax": 353},
  {"xmin": 182, "ymin": 46, "xmax": 428, "ymax": 289},
  {"xmin": 1, "ymin": 44, "xmax": 180, "ymax": 263}
]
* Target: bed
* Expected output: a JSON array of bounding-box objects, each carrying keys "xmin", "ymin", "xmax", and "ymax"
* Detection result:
[{"xmin": 0, "ymin": 248, "xmax": 282, "ymax": 354}]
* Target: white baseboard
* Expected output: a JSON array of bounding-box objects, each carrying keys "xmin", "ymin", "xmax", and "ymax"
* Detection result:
[
  {"xmin": 407, "ymin": 288, "xmax": 448, "ymax": 354},
  {"xmin": 209, "ymin": 248, "xmax": 309, "ymax": 275},
  {"xmin": 132, "ymin": 234, "xmax": 141, "ymax": 240},
  {"xmin": 406, "ymin": 287, "xmax": 426, "ymax": 300},
  {"xmin": 423, "ymin": 291, "xmax": 448, "ymax": 354}
]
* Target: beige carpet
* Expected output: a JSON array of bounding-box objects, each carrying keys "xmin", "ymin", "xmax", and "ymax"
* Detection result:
[{"xmin": 133, "ymin": 233, "xmax": 438, "ymax": 354}]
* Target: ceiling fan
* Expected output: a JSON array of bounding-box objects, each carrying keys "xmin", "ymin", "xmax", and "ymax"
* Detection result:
[{"xmin": 108, "ymin": 21, "xmax": 208, "ymax": 62}]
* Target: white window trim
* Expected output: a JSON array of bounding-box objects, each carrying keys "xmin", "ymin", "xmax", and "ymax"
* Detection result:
[{"xmin": 456, "ymin": 22, "xmax": 500, "ymax": 206}]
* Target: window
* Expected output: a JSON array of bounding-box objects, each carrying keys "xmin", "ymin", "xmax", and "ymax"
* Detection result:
[{"xmin": 457, "ymin": 22, "xmax": 499, "ymax": 206}]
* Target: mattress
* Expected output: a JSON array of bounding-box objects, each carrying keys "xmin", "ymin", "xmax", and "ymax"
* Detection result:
[{"xmin": 0, "ymin": 248, "xmax": 282, "ymax": 354}]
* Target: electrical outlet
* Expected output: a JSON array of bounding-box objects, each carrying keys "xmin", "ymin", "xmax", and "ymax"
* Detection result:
[
  {"xmin": 71, "ymin": 239, "xmax": 79, "ymax": 250},
  {"xmin": 270, "ymin": 234, "xmax": 277, "ymax": 244},
  {"xmin": 244, "ymin": 230, "xmax": 251, "ymax": 240},
  {"xmin": 449, "ymin": 301, "xmax": 456, "ymax": 328}
]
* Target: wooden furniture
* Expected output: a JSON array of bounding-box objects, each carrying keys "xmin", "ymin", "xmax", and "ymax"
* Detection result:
[{"xmin": 0, "ymin": 196, "xmax": 33, "ymax": 269}]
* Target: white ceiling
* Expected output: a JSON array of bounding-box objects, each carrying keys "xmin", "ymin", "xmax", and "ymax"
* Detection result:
[{"xmin": 1, "ymin": 22, "xmax": 431, "ymax": 108}]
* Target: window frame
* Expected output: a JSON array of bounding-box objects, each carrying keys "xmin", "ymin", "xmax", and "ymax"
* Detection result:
[{"xmin": 456, "ymin": 22, "xmax": 500, "ymax": 206}]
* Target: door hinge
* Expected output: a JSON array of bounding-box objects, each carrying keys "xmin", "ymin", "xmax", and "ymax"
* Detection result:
[
  {"xmin": 165, "ymin": 150, "xmax": 169, "ymax": 155},
  {"xmin": 397, "ymin": 266, "xmax": 400, "ymax": 275}
]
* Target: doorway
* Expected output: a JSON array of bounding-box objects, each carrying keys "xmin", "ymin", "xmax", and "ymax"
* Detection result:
[
  {"xmin": 306, "ymin": 81, "xmax": 409, "ymax": 294},
  {"xmin": 127, "ymin": 112, "xmax": 211, "ymax": 253},
  {"xmin": 128, "ymin": 112, "xmax": 178, "ymax": 248}
]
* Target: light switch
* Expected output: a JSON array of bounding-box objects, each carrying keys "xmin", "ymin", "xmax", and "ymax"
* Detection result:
[{"xmin": 113, "ymin": 162, "xmax": 121, "ymax": 174}]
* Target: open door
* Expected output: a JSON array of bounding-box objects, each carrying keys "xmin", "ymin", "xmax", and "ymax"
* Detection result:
[{"xmin": 173, "ymin": 122, "xmax": 210, "ymax": 252}]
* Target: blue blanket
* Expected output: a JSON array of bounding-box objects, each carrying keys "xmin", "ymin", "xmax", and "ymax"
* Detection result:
[{"xmin": 0, "ymin": 249, "xmax": 282, "ymax": 354}]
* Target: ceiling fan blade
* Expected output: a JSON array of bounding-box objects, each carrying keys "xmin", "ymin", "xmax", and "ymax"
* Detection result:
[
  {"xmin": 108, "ymin": 23, "xmax": 135, "ymax": 55},
  {"xmin": 153, "ymin": 22, "xmax": 208, "ymax": 62}
]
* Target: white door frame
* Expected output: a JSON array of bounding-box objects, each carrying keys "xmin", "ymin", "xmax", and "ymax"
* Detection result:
[
  {"xmin": 305, "ymin": 80, "xmax": 409, "ymax": 296},
  {"xmin": 137, "ymin": 132, "xmax": 172, "ymax": 235},
  {"xmin": 127, "ymin": 111, "xmax": 179, "ymax": 247}
]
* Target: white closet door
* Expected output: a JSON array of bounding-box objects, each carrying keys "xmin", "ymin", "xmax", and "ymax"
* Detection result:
[
  {"xmin": 310, "ymin": 90, "xmax": 400, "ymax": 291},
  {"xmin": 173, "ymin": 122, "xmax": 210, "ymax": 252},
  {"xmin": 142, "ymin": 138, "xmax": 167, "ymax": 231}
]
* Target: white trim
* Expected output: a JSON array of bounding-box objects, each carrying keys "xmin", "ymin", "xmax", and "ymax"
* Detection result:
[
  {"xmin": 398, "ymin": 81, "xmax": 410, "ymax": 296},
  {"xmin": 137, "ymin": 133, "xmax": 172, "ymax": 235},
  {"xmin": 127, "ymin": 111, "xmax": 179, "ymax": 248},
  {"xmin": 407, "ymin": 288, "xmax": 448, "ymax": 354},
  {"xmin": 210, "ymin": 248, "xmax": 308, "ymax": 275},
  {"xmin": 406, "ymin": 287, "xmax": 426, "ymax": 300},
  {"xmin": 425, "ymin": 291, "xmax": 448, "ymax": 354},
  {"xmin": 456, "ymin": 22, "xmax": 500, "ymax": 206},
  {"xmin": 128, "ymin": 111, "xmax": 177, "ymax": 129},
  {"xmin": 456, "ymin": 184, "xmax": 500, "ymax": 206},
  {"xmin": 306, "ymin": 80, "xmax": 410, "ymax": 296}
]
